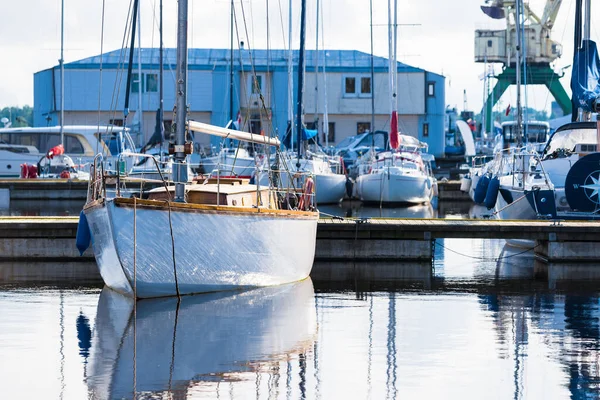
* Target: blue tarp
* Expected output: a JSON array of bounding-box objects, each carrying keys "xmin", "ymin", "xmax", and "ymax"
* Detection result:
[
  {"xmin": 302, "ymin": 128, "xmax": 317, "ymax": 140},
  {"xmin": 571, "ymin": 40, "xmax": 600, "ymax": 112}
]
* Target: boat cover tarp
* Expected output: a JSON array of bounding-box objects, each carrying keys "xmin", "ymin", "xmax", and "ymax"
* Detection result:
[
  {"xmin": 571, "ymin": 40, "xmax": 600, "ymax": 113},
  {"xmin": 302, "ymin": 128, "xmax": 317, "ymax": 140}
]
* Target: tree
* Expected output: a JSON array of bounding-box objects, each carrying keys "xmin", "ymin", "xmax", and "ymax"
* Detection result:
[{"xmin": 0, "ymin": 106, "xmax": 33, "ymax": 128}]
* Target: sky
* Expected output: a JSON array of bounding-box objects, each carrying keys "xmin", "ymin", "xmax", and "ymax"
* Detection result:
[{"xmin": 0, "ymin": 0, "xmax": 596, "ymax": 115}]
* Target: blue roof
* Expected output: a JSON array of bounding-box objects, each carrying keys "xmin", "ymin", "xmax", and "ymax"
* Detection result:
[{"xmin": 64, "ymin": 48, "xmax": 433, "ymax": 74}]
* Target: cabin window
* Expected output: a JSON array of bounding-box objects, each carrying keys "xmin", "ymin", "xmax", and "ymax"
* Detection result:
[
  {"xmin": 427, "ymin": 82, "xmax": 435, "ymax": 97},
  {"xmin": 357, "ymin": 122, "xmax": 371, "ymax": 134},
  {"xmin": 360, "ymin": 77, "xmax": 371, "ymax": 95},
  {"xmin": 423, "ymin": 123, "xmax": 429, "ymax": 137},
  {"xmin": 344, "ymin": 77, "xmax": 356, "ymax": 94},
  {"xmin": 109, "ymin": 119, "xmax": 124, "ymax": 127},
  {"xmin": 146, "ymin": 74, "xmax": 158, "ymax": 92}
]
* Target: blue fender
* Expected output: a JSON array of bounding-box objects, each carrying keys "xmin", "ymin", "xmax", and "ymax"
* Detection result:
[
  {"xmin": 76, "ymin": 210, "xmax": 91, "ymax": 256},
  {"xmin": 484, "ymin": 176, "xmax": 500, "ymax": 209},
  {"xmin": 473, "ymin": 174, "xmax": 490, "ymax": 204}
]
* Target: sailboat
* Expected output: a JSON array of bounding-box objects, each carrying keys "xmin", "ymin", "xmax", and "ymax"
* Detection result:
[
  {"xmin": 352, "ymin": 0, "xmax": 436, "ymax": 205},
  {"xmin": 491, "ymin": 0, "xmax": 600, "ymax": 223},
  {"xmin": 77, "ymin": 0, "xmax": 318, "ymax": 299},
  {"xmin": 258, "ymin": 0, "xmax": 347, "ymax": 205}
]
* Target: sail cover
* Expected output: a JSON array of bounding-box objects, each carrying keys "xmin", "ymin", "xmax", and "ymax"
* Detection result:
[
  {"xmin": 302, "ymin": 128, "xmax": 317, "ymax": 140},
  {"xmin": 571, "ymin": 40, "xmax": 600, "ymax": 113}
]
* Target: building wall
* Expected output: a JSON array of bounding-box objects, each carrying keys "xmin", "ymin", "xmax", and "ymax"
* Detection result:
[{"xmin": 303, "ymin": 72, "xmax": 426, "ymax": 116}]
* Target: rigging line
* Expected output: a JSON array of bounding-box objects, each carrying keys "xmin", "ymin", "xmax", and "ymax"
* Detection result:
[
  {"xmin": 133, "ymin": 196, "xmax": 137, "ymax": 398},
  {"xmin": 435, "ymin": 241, "xmax": 539, "ymax": 261},
  {"xmin": 106, "ymin": 0, "xmax": 135, "ymax": 151},
  {"xmin": 276, "ymin": 0, "xmax": 287, "ymax": 50},
  {"xmin": 166, "ymin": 198, "xmax": 181, "ymax": 298},
  {"xmin": 238, "ymin": 0, "xmax": 274, "ymax": 137},
  {"xmin": 96, "ymin": 0, "xmax": 107, "ymax": 155}
]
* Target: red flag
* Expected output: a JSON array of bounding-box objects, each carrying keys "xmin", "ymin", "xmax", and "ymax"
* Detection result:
[
  {"xmin": 390, "ymin": 111, "xmax": 399, "ymax": 150},
  {"xmin": 505, "ymin": 104, "xmax": 511, "ymax": 116}
]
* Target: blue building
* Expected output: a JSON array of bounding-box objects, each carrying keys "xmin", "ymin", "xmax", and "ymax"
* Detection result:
[{"xmin": 33, "ymin": 48, "xmax": 446, "ymax": 156}]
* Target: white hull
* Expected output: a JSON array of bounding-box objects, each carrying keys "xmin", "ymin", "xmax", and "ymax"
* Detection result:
[
  {"xmin": 260, "ymin": 171, "xmax": 346, "ymax": 204},
  {"xmin": 87, "ymin": 279, "xmax": 317, "ymax": 399},
  {"xmin": 355, "ymin": 169, "xmax": 433, "ymax": 204},
  {"xmin": 0, "ymin": 151, "xmax": 41, "ymax": 178},
  {"xmin": 85, "ymin": 200, "xmax": 318, "ymax": 298}
]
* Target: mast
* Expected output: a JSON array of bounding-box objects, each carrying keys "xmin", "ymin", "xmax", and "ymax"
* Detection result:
[
  {"xmin": 137, "ymin": 7, "xmax": 143, "ymax": 146},
  {"xmin": 313, "ymin": 0, "xmax": 320, "ymax": 130},
  {"xmin": 296, "ymin": 0, "xmax": 307, "ymax": 168},
  {"xmin": 230, "ymin": 0, "xmax": 234, "ymax": 126},
  {"xmin": 321, "ymin": 0, "xmax": 329, "ymax": 147},
  {"xmin": 287, "ymin": 0, "xmax": 294, "ymax": 151},
  {"xmin": 174, "ymin": 0, "xmax": 188, "ymax": 202},
  {"xmin": 369, "ymin": 0, "xmax": 375, "ymax": 147},
  {"xmin": 124, "ymin": 0, "xmax": 140, "ymax": 129},
  {"xmin": 515, "ymin": 0, "xmax": 523, "ymax": 147},
  {"xmin": 159, "ymin": 0, "xmax": 164, "ymax": 155},
  {"xmin": 59, "ymin": 0, "xmax": 64, "ymax": 146}
]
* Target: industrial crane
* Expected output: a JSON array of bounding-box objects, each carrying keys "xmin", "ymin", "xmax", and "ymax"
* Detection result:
[{"xmin": 476, "ymin": 0, "xmax": 572, "ymax": 133}]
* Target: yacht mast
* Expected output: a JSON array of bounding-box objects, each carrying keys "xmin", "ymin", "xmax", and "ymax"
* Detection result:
[
  {"xmin": 296, "ymin": 0, "xmax": 307, "ymax": 168},
  {"xmin": 137, "ymin": 7, "xmax": 143, "ymax": 146},
  {"xmin": 321, "ymin": 0, "xmax": 329, "ymax": 148},
  {"xmin": 370, "ymin": 0, "xmax": 375, "ymax": 147},
  {"xmin": 159, "ymin": 0, "xmax": 164, "ymax": 154},
  {"xmin": 515, "ymin": 0, "xmax": 523, "ymax": 147},
  {"xmin": 124, "ymin": 0, "xmax": 140, "ymax": 131},
  {"xmin": 174, "ymin": 0, "xmax": 188, "ymax": 202},
  {"xmin": 230, "ymin": 0, "xmax": 234, "ymax": 126},
  {"xmin": 59, "ymin": 0, "xmax": 64, "ymax": 146},
  {"xmin": 288, "ymin": 0, "xmax": 294, "ymax": 152}
]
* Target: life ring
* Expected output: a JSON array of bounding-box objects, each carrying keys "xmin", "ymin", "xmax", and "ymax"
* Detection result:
[{"xmin": 298, "ymin": 177, "xmax": 314, "ymax": 210}]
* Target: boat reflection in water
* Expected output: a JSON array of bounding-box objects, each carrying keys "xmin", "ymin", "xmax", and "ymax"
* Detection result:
[
  {"xmin": 87, "ymin": 279, "xmax": 316, "ymax": 399},
  {"xmin": 319, "ymin": 203, "xmax": 436, "ymax": 219}
]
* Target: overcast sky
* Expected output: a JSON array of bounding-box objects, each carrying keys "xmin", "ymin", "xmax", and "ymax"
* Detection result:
[{"xmin": 0, "ymin": 0, "xmax": 594, "ymax": 115}]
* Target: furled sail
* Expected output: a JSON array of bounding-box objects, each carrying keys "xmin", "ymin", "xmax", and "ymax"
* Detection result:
[{"xmin": 571, "ymin": 40, "xmax": 600, "ymax": 113}]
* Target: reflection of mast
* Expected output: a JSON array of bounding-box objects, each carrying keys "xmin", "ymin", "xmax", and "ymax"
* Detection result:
[
  {"xmin": 59, "ymin": 291, "xmax": 65, "ymax": 400},
  {"xmin": 386, "ymin": 292, "xmax": 397, "ymax": 400},
  {"xmin": 299, "ymin": 352, "xmax": 307, "ymax": 397},
  {"xmin": 367, "ymin": 294, "xmax": 374, "ymax": 399}
]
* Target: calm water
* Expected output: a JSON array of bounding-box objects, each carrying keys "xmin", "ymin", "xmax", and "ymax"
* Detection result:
[{"xmin": 2, "ymin": 238, "xmax": 600, "ymax": 399}]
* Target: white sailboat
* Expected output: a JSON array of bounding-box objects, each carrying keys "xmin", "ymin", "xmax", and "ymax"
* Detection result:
[
  {"xmin": 353, "ymin": 0, "xmax": 435, "ymax": 205},
  {"xmin": 260, "ymin": 0, "xmax": 346, "ymax": 205},
  {"xmin": 78, "ymin": 0, "xmax": 318, "ymax": 299}
]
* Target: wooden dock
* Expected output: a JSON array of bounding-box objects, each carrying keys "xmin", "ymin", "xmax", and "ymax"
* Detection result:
[
  {"xmin": 1, "ymin": 216, "xmax": 600, "ymax": 263},
  {"xmin": 0, "ymin": 178, "xmax": 470, "ymax": 201}
]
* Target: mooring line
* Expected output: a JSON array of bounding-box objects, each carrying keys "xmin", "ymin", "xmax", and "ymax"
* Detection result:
[{"xmin": 435, "ymin": 241, "xmax": 539, "ymax": 261}]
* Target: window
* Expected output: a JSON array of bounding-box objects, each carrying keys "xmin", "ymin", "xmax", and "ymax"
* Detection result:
[
  {"xmin": 249, "ymin": 114, "xmax": 262, "ymax": 134},
  {"xmin": 423, "ymin": 123, "xmax": 429, "ymax": 137},
  {"xmin": 357, "ymin": 122, "xmax": 371, "ymax": 134},
  {"xmin": 345, "ymin": 77, "xmax": 356, "ymax": 95},
  {"xmin": 65, "ymin": 135, "xmax": 85, "ymax": 154},
  {"xmin": 146, "ymin": 74, "xmax": 158, "ymax": 92},
  {"xmin": 427, "ymin": 82, "xmax": 435, "ymax": 97},
  {"xmin": 109, "ymin": 119, "xmax": 124, "ymax": 127},
  {"xmin": 131, "ymin": 73, "xmax": 141, "ymax": 93},
  {"xmin": 487, "ymin": 40, "xmax": 493, "ymax": 48},
  {"xmin": 360, "ymin": 77, "xmax": 371, "ymax": 95},
  {"xmin": 251, "ymin": 75, "xmax": 262, "ymax": 94},
  {"xmin": 324, "ymin": 122, "xmax": 335, "ymax": 143}
]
